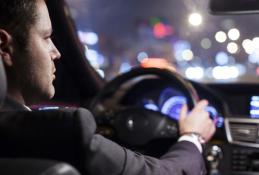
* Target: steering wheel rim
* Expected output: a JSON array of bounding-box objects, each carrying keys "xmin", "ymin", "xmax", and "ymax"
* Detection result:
[{"xmin": 90, "ymin": 67, "xmax": 199, "ymax": 146}]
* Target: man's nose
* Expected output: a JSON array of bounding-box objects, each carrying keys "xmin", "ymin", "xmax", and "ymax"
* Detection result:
[
  {"xmin": 52, "ymin": 43, "xmax": 61, "ymax": 60},
  {"xmin": 54, "ymin": 47, "xmax": 61, "ymax": 60}
]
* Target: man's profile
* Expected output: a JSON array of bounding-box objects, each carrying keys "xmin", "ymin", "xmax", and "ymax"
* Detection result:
[
  {"xmin": 0, "ymin": 0, "xmax": 60, "ymax": 107},
  {"xmin": 0, "ymin": 0, "xmax": 215, "ymax": 175}
]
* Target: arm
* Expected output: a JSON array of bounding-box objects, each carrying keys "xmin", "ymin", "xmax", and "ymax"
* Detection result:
[
  {"xmin": 0, "ymin": 102, "xmax": 214, "ymax": 175},
  {"xmin": 85, "ymin": 134, "xmax": 205, "ymax": 175},
  {"xmin": 85, "ymin": 100, "xmax": 215, "ymax": 175}
]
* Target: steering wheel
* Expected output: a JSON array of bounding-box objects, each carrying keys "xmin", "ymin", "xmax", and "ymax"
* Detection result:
[{"xmin": 90, "ymin": 67, "xmax": 199, "ymax": 147}]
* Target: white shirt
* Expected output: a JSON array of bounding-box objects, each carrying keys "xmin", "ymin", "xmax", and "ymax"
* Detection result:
[{"xmin": 178, "ymin": 134, "xmax": 203, "ymax": 153}]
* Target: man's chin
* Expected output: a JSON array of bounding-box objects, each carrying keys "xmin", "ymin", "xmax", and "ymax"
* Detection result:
[
  {"xmin": 28, "ymin": 88, "xmax": 55, "ymax": 105},
  {"xmin": 48, "ymin": 86, "xmax": 55, "ymax": 99}
]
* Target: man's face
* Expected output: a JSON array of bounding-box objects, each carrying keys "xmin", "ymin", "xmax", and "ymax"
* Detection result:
[{"xmin": 15, "ymin": 0, "xmax": 61, "ymax": 104}]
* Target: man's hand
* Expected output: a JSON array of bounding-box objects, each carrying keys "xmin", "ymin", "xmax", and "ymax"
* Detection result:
[{"xmin": 179, "ymin": 100, "xmax": 216, "ymax": 143}]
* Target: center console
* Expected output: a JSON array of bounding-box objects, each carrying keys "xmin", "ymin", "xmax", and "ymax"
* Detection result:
[{"xmin": 221, "ymin": 117, "xmax": 259, "ymax": 175}]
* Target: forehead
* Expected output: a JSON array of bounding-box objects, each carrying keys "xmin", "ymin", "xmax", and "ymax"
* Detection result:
[{"xmin": 34, "ymin": 0, "xmax": 52, "ymax": 30}]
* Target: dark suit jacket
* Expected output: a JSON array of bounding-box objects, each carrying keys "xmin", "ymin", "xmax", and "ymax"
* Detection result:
[{"xmin": 0, "ymin": 98, "xmax": 206, "ymax": 175}]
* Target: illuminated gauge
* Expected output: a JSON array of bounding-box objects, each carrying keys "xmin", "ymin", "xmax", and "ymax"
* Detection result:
[
  {"xmin": 206, "ymin": 105, "xmax": 224, "ymax": 128},
  {"xmin": 161, "ymin": 96, "xmax": 187, "ymax": 120},
  {"xmin": 250, "ymin": 96, "xmax": 259, "ymax": 118},
  {"xmin": 143, "ymin": 100, "xmax": 159, "ymax": 111},
  {"xmin": 206, "ymin": 106, "xmax": 217, "ymax": 118}
]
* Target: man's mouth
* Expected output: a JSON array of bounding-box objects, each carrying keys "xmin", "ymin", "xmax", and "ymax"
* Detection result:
[{"xmin": 52, "ymin": 70, "xmax": 56, "ymax": 80}]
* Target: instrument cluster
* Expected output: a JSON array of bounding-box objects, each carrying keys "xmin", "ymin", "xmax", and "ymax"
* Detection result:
[{"xmin": 121, "ymin": 80, "xmax": 225, "ymax": 128}]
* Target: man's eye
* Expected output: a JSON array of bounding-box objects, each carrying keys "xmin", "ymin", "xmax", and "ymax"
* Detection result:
[{"xmin": 45, "ymin": 35, "xmax": 53, "ymax": 40}]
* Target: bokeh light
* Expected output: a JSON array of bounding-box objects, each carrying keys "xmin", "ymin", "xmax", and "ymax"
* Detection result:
[
  {"xmin": 137, "ymin": 52, "xmax": 149, "ymax": 62},
  {"xmin": 212, "ymin": 66, "xmax": 239, "ymax": 79},
  {"xmin": 185, "ymin": 67, "xmax": 204, "ymax": 80},
  {"xmin": 78, "ymin": 31, "xmax": 99, "ymax": 45},
  {"xmin": 182, "ymin": 49, "xmax": 194, "ymax": 61},
  {"xmin": 188, "ymin": 13, "xmax": 203, "ymax": 26},
  {"xmin": 242, "ymin": 39, "xmax": 254, "ymax": 54},
  {"xmin": 215, "ymin": 52, "xmax": 229, "ymax": 65},
  {"xmin": 248, "ymin": 50, "xmax": 259, "ymax": 64},
  {"xmin": 228, "ymin": 28, "xmax": 240, "ymax": 41},
  {"xmin": 215, "ymin": 31, "xmax": 227, "ymax": 43},
  {"xmin": 227, "ymin": 42, "xmax": 239, "ymax": 54},
  {"xmin": 201, "ymin": 38, "xmax": 212, "ymax": 49}
]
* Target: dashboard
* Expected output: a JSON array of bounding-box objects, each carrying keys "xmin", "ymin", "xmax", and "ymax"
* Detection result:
[
  {"xmin": 119, "ymin": 78, "xmax": 259, "ymax": 175},
  {"xmin": 91, "ymin": 69, "xmax": 259, "ymax": 175}
]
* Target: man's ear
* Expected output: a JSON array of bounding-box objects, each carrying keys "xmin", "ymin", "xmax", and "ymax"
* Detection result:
[{"xmin": 0, "ymin": 29, "xmax": 14, "ymax": 67}]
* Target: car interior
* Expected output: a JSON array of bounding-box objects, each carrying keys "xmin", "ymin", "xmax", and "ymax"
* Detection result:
[{"xmin": 1, "ymin": 0, "xmax": 259, "ymax": 174}]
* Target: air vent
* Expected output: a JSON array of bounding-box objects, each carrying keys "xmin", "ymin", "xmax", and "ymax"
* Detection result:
[
  {"xmin": 225, "ymin": 118, "xmax": 259, "ymax": 148},
  {"xmin": 230, "ymin": 123, "xmax": 257, "ymax": 142}
]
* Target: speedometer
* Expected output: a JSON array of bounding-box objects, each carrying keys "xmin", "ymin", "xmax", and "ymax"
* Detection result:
[
  {"xmin": 161, "ymin": 96, "xmax": 186, "ymax": 120},
  {"xmin": 142, "ymin": 87, "xmax": 224, "ymax": 128}
]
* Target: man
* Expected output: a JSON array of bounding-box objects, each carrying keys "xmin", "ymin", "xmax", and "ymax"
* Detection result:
[
  {"xmin": 0, "ymin": 0, "xmax": 215, "ymax": 175},
  {"xmin": 0, "ymin": 0, "xmax": 60, "ymax": 110}
]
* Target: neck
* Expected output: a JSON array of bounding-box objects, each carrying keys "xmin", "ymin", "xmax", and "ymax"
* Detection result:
[
  {"xmin": 7, "ymin": 89, "xmax": 26, "ymax": 106},
  {"xmin": 6, "ymin": 69, "xmax": 27, "ymax": 106}
]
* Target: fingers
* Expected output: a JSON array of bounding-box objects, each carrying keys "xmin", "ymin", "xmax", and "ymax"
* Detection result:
[
  {"xmin": 203, "ymin": 119, "xmax": 216, "ymax": 142},
  {"xmin": 191, "ymin": 100, "xmax": 210, "ymax": 121},
  {"xmin": 179, "ymin": 99, "xmax": 216, "ymax": 143},
  {"xmin": 194, "ymin": 100, "xmax": 208, "ymax": 111}
]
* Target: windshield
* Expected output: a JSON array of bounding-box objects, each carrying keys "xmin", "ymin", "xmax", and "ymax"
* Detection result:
[{"xmin": 65, "ymin": 0, "xmax": 259, "ymax": 83}]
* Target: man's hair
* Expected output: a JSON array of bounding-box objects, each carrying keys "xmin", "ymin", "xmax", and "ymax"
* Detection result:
[{"xmin": 0, "ymin": 0, "xmax": 38, "ymax": 47}]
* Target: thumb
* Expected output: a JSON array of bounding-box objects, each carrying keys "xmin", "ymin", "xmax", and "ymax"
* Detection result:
[{"xmin": 179, "ymin": 104, "xmax": 188, "ymax": 121}]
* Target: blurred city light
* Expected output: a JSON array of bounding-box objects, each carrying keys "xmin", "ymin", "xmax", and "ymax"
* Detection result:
[
  {"xmin": 185, "ymin": 67, "xmax": 204, "ymax": 80},
  {"xmin": 252, "ymin": 37, "xmax": 259, "ymax": 49},
  {"xmin": 248, "ymin": 50, "xmax": 259, "ymax": 64},
  {"xmin": 137, "ymin": 52, "xmax": 149, "ymax": 62},
  {"xmin": 212, "ymin": 66, "xmax": 239, "ymax": 79},
  {"xmin": 153, "ymin": 22, "xmax": 173, "ymax": 38},
  {"xmin": 174, "ymin": 40, "xmax": 191, "ymax": 62},
  {"xmin": 242, "ymin": 39, "xmax": 254, "ymax": 54},
  {"xmin": 67, "ymin": 0, "xmax": 259, "ymax": 83},
  {"xmin": 182, "ymin": 49, "xmax": 194, "ymax": 61},
  {"xmin": 256, "ymin": 67, "xmax": 259, "ymax": 76},
  {"xmin": 228, "ymin": 28, "xmax": 240, "ymax": 41},
  {"xmin": 78, "ymin": 31, "xmax": 99, "ymax": 45},
  {"xmin": 201, "ymin": 38, "xmax": 212, "ymax": 49},
  {"xmin": 188, "ymin": 13, "xmax": 203, "ymax": 26},
  {"xmin": 227, "ymin": 42, "xmax": 238, "ymax": 54},
  {"xmin": 86, "ymin": 49, "xmax": 105, "ymax": 68},
  {"xmin": 215, "ymin": 31, "xmax": 227, "ymax": 43},
  {"xmin": 153, "ymin": 23, "xmax": 167, "ymax": 38},
  {"xmin": 86, "ymin": 49, "xmax": 99, "ymax": 68},
  {"xmin": 215, "ymin": 52, "xmax": 229, "ymax": 65},
  {"xmin": 119, "ymin": 62, "xmax": 132, "ymax": 73},
  {"xmin": 236, "ymin": 64, "xmax": 247, "ymax": 75}
]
